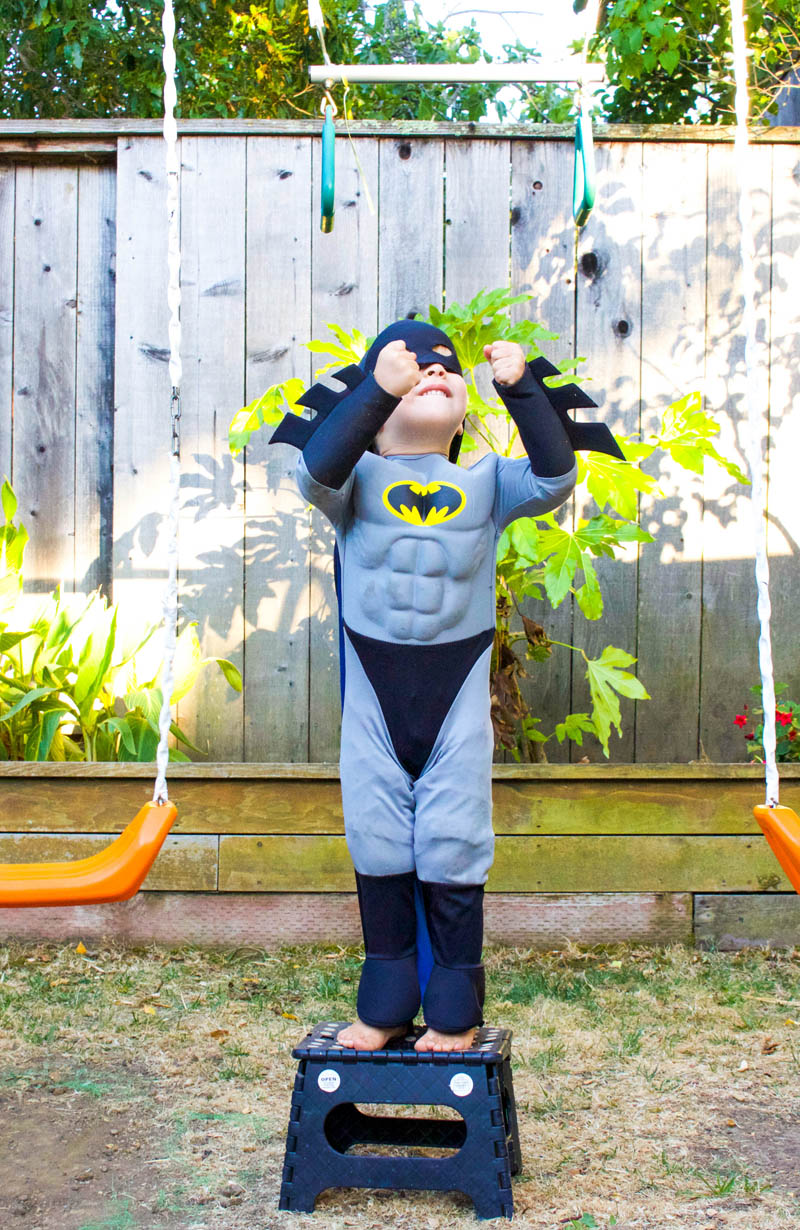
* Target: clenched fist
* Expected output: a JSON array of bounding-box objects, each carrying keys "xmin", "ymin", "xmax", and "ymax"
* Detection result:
[
  {"xmin": 373, "ymin": 340, "xmax": 421, "ymax": 398},
  {"xmin": 483, "ymin": 340, "xmax": 526, "ymax": 387}
]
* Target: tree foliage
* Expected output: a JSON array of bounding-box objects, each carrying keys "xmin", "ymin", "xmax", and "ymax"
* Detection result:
[
  {"xmin": 0, "ymin": 0, "xmax": 540, "ymax": 122},
  {"xmin": 585, "ymin": 0, "xmax": 800, "ymax": 123}
]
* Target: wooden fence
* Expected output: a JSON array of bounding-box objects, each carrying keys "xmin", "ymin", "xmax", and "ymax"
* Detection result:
[{"xmin": 0, "ymin": 120, "xmax": 798, "ymax": 765}]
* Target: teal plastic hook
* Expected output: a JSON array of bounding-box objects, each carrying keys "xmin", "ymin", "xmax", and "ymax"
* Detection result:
[
  {"xmin": 573, "ymin": 102, "xmax": 596, "ymax": 228},
  {"xmin": 321, "ymin": 103, "xmax": 335, "ymax": 233}
]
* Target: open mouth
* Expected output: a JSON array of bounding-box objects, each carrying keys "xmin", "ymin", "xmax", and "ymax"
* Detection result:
[{"xmin": 418, "ymin": 383, "xmax": 450, "ymax": 398}]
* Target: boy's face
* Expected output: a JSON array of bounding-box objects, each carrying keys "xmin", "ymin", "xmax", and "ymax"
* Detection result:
[{"xmin": 376, "ymin": 353, "xmax": 467, "ymax": 455}]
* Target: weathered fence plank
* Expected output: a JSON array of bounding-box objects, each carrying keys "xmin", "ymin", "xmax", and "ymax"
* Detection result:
[
  {"xmin": 112, "ymin": 136, "xmax": 174, "ymax": 632},
  {"xmin": 701, "ymin": 143, "xmax": 773, "ymax": 761},
  {"xmin": 444, "ymin": 138, "xmax": 510, "ymax": 307},
  {"xmin": 0, "ymin": 164, "xmax": 12, "ymax": 481},
  {"xmin": 243, "ymin": 136, "xmax": 313, "ymax": 762},
  {"xmin": 636, "ymin": 143, "xmax": 708, "ymax": 762},
  {"xmin": 178, "ymin": 136, "xmax": 247, "ymax": 760},
  {"xmin": 75, "ymin": 161, "xmax": 115, "ymax": 596},
  {"xmin": 12, "ymin": 162, "xmax": 78, "ymax": 592},
  {"xmin": 1, "ymin": 773, "xmax": 792, "ymax": 836},
  {"xmin": 308, "ymin": 137, "xmax": 379, "ymax": 762},
  {"xmin": 573, "ymin": 141, "xmax": 644, "ymax": 762},
  {"xmin": 217, "ymin": 832, "xmax": 792, "ymax": 892},
  {"xmin": 767, "ymin": 145, "xmax": 800, "ymax": 719},
  {"xmin": 510, "ymin": 139, "xmax": 577, "ymax": 761},
  {"xmin": 378, "ymin": 137, "xmax": 444, "ymax": 323}
]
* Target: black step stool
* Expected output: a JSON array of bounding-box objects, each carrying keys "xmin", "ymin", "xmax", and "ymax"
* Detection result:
[{"xmin": 279, "ymin": 1021, "xmax": 521, "ymax": 1220}]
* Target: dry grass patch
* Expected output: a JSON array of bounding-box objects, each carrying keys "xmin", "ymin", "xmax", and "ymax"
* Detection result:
[{"xmin": 0, "ymin": 937, "xmax": 798, "ymax": 1228}]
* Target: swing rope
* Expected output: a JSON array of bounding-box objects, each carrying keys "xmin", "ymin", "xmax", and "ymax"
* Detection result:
[
  {"xmin": 153, "ymin": 0, "xmax": 183, "ymax": 807},
  {"xmin": 729, "ymin": 0, "xmax": 779, "ymax": 810}
]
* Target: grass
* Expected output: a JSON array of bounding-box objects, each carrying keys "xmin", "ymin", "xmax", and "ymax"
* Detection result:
[{"xmin": 1, "ymin": 938, "xmax": 799, "ymax": 1227}]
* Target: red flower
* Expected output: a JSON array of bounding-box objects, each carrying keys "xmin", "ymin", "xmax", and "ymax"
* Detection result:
[
  {"xmin": 789, "ymin": 730, "xmax": 797, "ymax": 742},
  {"xmin": 776, "ymin": 710, "xmax": 794, "ymax": 727},
  {"xmin": 745, "ymin": 733, "xmax": 755, "ymax": 740},
  {"xmin": 734, "ymin": 714, "xmax": 748, "ymax": 727}
]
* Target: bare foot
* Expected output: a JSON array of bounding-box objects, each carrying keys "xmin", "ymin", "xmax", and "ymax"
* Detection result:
[
  {"xmin": 414, "ymin": 1026, "xmax": 476, "ymax": 1052},
  {"xmin": 336, "ymin": 1018, "xmax": 408, "ymax": 1050}
]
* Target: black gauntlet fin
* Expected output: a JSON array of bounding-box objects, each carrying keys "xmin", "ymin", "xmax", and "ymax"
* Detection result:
[
  {"xmin": 269, "ymin": 364, "xmax": 367, "ymax": 451},
  {"xmin": 528, "ymin": 356, "xmax": 626, "ymax": 461}
]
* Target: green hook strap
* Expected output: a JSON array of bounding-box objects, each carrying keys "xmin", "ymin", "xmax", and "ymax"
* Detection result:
[
  {"xmin": 573, "ymin": 101, "xmax": 596, "ymax": 228},
  {"xmin": 321, "ymin": 103, "xmax": 335, "ymax": 233}
]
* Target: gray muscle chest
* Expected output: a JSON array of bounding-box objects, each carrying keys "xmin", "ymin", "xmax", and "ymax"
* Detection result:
[{"xmin": 296, "ymin": 449, "xmax": 577, "ymax": 645}]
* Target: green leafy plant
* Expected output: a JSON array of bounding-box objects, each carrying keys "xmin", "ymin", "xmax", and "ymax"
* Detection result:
[
  {"xmin": 736, "ymin": 682, "xmax": 799, "ymax": 763},
  {"xmin": 0, "ymin": 479, "xmax": 242, "ymax": 762},
  {"xmin": 0, "ymin": 0, "xmax": 540, "ymax": 124},
  {"xmin": 229, "ymin": 287, "xmax": 746, "ymax": 760},
  {"xmin": 585, "ymin": 0, "xmax": 800, "ymax": 124}
]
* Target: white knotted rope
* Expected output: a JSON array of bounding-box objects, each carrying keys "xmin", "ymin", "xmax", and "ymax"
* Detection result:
[
  {"xmin": 153, "ymin": 0, "xmax": 182, "ymax": 807},
  {"xmin": 730, "ymin": 0, "xmax": 779, "ymax": 808}
]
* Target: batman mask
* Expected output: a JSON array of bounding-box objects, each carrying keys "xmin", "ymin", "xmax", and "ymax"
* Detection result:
[
  {"xmin": 362, "ymin": 319, "xmax": 465, "ymax": 461},
  {"xmin": 361, "ymin": 319, "xmax": 462, "ymax": 378}
]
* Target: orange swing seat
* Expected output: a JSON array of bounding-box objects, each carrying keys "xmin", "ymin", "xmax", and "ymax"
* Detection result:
[
  {"xmin": 753, "ymin": 804, "xmax": 800, "ymax": 894},
  {"xmin": 0, "ymin": 801, "xmax": 177, "ymax": 908}
]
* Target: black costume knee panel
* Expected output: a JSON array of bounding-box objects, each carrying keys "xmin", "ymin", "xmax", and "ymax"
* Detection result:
[
  {"xmin": 355, "ymin": 870, "xmax": 420, "ymax": 1028},
  {"xmin": 419, "ymin": 880, "xmax": 485, "ymax": 1032}
]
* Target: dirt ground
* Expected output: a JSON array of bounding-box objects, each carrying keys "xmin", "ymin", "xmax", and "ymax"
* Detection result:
[{"xmin": 0, "ymin": 939, "xmax": 799, "ymax": 1230}]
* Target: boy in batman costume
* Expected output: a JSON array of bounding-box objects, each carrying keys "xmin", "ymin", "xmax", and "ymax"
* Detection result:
[{"xmin": 271, "ymin": 318, "xmax": 624, "ymax": 1051}]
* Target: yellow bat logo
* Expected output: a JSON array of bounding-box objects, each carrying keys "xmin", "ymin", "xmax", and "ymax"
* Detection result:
[{"xmin": 382, "ymin": 480, "xmax": 466, "ymax": 526}]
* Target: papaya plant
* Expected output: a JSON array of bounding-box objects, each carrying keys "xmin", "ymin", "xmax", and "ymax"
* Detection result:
[
  {"xmin": 0, "ymin": 479, "xmax": 242, "ymax": 762},
  {"xmin": 229, "ymin": 287, "xmax": 747, "ymax": 761}
]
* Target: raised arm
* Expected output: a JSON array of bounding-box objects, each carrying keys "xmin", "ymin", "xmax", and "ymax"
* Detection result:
[
  {"xmin": 485, "ymin": 341, "xmax": 578, "ymax": 531},
  {"xmin": 302, "ymin": 340, "xmax": 419, "ymax": 490},
  {"xmin": 486, "ymin": 341, "xmax": 576, "ymax": 478}
]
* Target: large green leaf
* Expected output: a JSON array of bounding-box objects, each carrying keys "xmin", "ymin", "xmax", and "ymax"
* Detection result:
[
  {"xmin": 1, "ymin": 478, "xmax": 17, "ymax": 522},
  {"xmin": 0, "ymin": 631, "xmax": 32, "ymax": 655},
  {"xmin": 0, "ymin": 685, "xmax": 57, "ymax": 723},
  {"xmin": 33, "ymin": 708, "xmax": 70, "ymax": 762},
  {"xmin": 585, "ymin": 646, "xmax": 650, "ymax": 755},
  {"xmin": 228, "ymin": 378, "xmax": 306, "ymax": 455},
  {"xmin": 75, "ymin": 603, "xmax": 116, "ymax": 701},
  {"xmin": 100, "ymin": 715, "xmax": 138, "ymax": 758},
  {"xmin": 658, "ymin": 391, "xmax": 750, "ymax": 484},
  {"xmin": 215, "ymin": 658, "xmax": 243, "ymax": 693},
  {"xmin": 577, "ymin": 450, "xmax": 659, "ymax": 520}
]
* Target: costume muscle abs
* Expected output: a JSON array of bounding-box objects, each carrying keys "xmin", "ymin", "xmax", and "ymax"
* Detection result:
[{"xmin": 271, "ymin": 319, "xmax": 619, "ymax": 1033}]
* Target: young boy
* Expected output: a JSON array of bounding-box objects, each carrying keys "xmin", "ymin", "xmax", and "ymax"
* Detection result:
[{"xmin": 270, "ymin": 318, "xmax": 613, "ymax": 1052}]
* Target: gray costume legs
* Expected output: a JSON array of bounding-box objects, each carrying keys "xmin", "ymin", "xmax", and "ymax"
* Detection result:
[
  {"xmin": 340, "ymin": 638, "xmax": 494, "ymax": 883},
  {"xmin": 340, "ymin": 637, "xmax": 494, "ymax": 1031}
]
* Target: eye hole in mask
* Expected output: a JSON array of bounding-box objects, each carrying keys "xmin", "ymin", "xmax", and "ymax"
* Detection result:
[{"xmin": 432, "ymin": 345, "xmax": 452, "ymax": 356}]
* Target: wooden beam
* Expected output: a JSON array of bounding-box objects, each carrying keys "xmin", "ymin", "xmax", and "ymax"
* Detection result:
[
  {"xmin": 217, "ymin": 833, "xmax": 794, "ymax": 893},
  {"xmin": 0, "ymin": 140, "xmax": 115, "ymax": 158},
  {"xmin": 0, "ymin": 120, "xmax": 797, "ymax": 143},
  {"xmin": 2, "ymin": 775, "xmax": 793, "ymax": 836},
  {"xmin": 0, "ymin": 761, "xmax": 796, "ymax": 780}
]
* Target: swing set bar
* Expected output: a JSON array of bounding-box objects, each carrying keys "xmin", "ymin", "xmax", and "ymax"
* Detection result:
[{"xmin": 309, "ymin": 61, "xmax": 605, "ymax": 85}]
